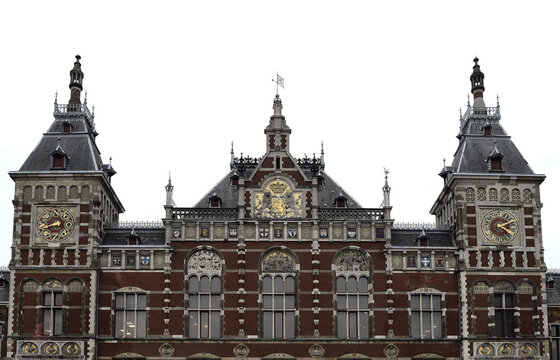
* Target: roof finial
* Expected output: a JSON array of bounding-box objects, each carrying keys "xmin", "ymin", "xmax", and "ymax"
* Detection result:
[
  {"xmin": 84, "ymin": 90, "xmax": 88, "ymax": 104},
  {"xmin": 165, "ymin": 171, "xmax": 175, "ymax": 206},
  {"xmin": 54, "ymin": 91, "xmax": 58, "ymax": 104},
  {"xmin": 443, "ymin": 158, "xmax": 446, "ymax": 167},
  {"xmin": 109, "ymin": 155, "xmax": 112, "ymax": 165},
  {"xmin": 467, "ymin": 94, "xmax": 471, "ymax": 107},
  {"xmin": 496, "ymin": 94, "xmax": 500, "ymax": 107},
  {"xmin": 68, "ymin": 54, "xmax": 84, "ymax": 106},
  {"xmin": 382, "ymin": 168, "xmax": 391, "ymax": 207}
]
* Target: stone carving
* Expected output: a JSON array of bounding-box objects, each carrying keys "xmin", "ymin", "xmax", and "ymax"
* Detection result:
[
  {"xmin": 189, "ymin": 250, "xmax": 221, "ymax": 273},
  {"xmin": 517, "ymin": 282, "xmax": 533, "ymax": 294},
  {"xmin": 159, "ymin": 343, "xmax": 174, "ymax": 357},
  {"xmin": 383, "ymin": 344, "xmax": 398, "ymax": 358},
  {"xmin": 477, "ymin": 343, "xmax": 494, "ymax": 356},
  {"xmin": 308, "ymin": 344, "xmax": 325, "ymax": 358},
  {"xmin": 255, "ymin": 180, "xmax": 303, "ymax": 219},
  {"xmin": 494, "ymin": 280, "xmax": 514, "ymax": 291},
  {"xmin": 43, "ymin": 278, "xmax": 63, "ymax": 288},
  {"xmin": 262, "ymin": 250, "xmax": 295, "ymax": 272},
  {"xmin": 63, "ymin": 342, "xmax": 81, "ymax": 355},
  {"xmin": 473, "ymin": 281, "xmax": 489, "ymax": 294},
  {"xmin": 336, "ymin": 250, "xmax": 369, "ymax": 272},
  {"xmin": 234, "ymin": 343, "xmax": 249, "ymax": 358},
  {"xmin": 498, "ymin": 343, "xmax": 514, "ymax": 355}
]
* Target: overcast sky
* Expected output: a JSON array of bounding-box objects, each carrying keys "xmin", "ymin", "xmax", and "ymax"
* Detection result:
[{"xmin": 1, "ymin": 1, "xmax": 559, "ymax": 268}]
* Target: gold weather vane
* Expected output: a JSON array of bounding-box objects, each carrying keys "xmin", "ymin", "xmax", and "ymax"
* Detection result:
[{"xmin": 272, "ymin": 72, "xmax": 284, "ymax": 95}]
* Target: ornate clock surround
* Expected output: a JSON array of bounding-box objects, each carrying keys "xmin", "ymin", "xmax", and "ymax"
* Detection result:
[
  {"xmin": 33, "ymin": 205, "xmax": 79, "ymax": 245},
  {"xmin": 478, "ymin": 207, "xmax": 522, "ymax": 246}
]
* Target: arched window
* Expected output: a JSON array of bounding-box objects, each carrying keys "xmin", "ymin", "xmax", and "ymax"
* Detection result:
[
  {"xmin": 334, "ymin": 249, "xmax": 371, "ymax": 339},
  {"xmin": 260, "ymin": 249, "xmax": 297, "ymax": 339},
  {"xmin": 186, "ymin": 249, "xmax": 223, "ymax": 339}
]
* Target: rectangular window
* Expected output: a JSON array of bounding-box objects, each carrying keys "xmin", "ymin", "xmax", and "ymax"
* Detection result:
[
  {"xmin": 42, "ymin": 291, "xmax": 63, "ymax": 335},
  {"xmin": 262, "ymin": 275, "xmax": 296, "ymax": 339},
  {"xmin": 336, "ymin": 276, "xmax": 369, "ymax": 339},
  {"xmin": 115, "ymin": 292, "xmax": 147, "ymax": 338},
  {"xmin": 552, "ymin": 324, "xmax": 560, "ymax": 360},
  {"xmin": 188, "ymin": 275, "xmax": 221, "ymax": 338},
  {"xmin": 410, "ymin": 294, "xmax": 442, "ymax": 339},
  {"xmin": 494, "ymin": 293, "xmax": 514, "ymax": 337}
]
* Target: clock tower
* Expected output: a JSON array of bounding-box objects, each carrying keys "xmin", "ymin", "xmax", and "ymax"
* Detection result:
[
  {"xmin": 431, "ymin": 59, "xmax": 548, "ymax": 358},
  {"xmin": 7, "ymin": 56, "xmax": 123, "ymax": 359}
]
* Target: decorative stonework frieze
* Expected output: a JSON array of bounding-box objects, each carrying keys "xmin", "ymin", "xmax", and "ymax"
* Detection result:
[
  {"xmin": 188, "ymin": 250, "xmax": 222, "ymax": 273},
  {"xmin": 262, "ymin": 250, "xmax": 295, "ymax": 272},
  {"xmin": 335, "ymin": 249, "xmax": 369, "ymax": 272}
]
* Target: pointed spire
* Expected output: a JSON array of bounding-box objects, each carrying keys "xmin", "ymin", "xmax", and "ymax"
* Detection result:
[
  {"xmin": 320, "ymin": 141, "xmax": 325, "ymax": 166},
  {"xmin": 68, "ymin": 55, "xmax": 84, "ymax": 106},
  {"xmin": 165, "ymin": 172, "xmax": 175, "ymax": 206},
  {"xmin": 230, "ymin": 141, "xmax": 235, "ymax": 167},
  {"xmin": 470, "ymin": 57, "xmax": 486, "ymax": 108},
  {"xmin": 382, "ymin": 168, "xmax": 391, "ymax": 207}
]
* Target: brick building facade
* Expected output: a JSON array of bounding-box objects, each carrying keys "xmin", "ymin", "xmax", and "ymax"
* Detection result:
[{"xmin": 3, "ymin": 56, "xmax": 556, "ymax": 359}]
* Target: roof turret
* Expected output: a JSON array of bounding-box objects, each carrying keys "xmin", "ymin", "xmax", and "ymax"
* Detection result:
[{"xmin": 68, "ymin": 55, "xmax": 84, "ymax": 106}]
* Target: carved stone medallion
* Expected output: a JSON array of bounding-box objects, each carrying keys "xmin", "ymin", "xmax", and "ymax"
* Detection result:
[
  {"xmin": 188, "ymin": 250, "xmax": 221, "ymax": 273},
  {"xmin": 262, "ymin": 250, "xmax": 295, "ymax": 272}
]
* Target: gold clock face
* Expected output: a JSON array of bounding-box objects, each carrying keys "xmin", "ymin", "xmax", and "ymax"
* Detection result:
[
  {"xmin": 36, "ymin": 207, "xmax": 76, "ymax": 242},
  {"xmin": 481, "ymin": 209, "xmax": 519, "ymax": 245}
]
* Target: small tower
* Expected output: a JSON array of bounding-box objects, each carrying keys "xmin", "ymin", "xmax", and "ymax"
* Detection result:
[
  {"xmin": 165, "ymin": 174, "xmax": 175, "ymax": 206},
  {"xmin": 470, "ymin": 57, "xmax": 486, "ymax": 109},
  {"xmin": 264, "ymin": 95, "xmax": 291, "ymax": 152},
  {"xmin": 68, "ymin": 55, "xmax": 84, "ymax": 107}
]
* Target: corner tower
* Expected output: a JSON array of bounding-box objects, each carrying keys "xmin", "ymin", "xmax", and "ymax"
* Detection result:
[
  {"xmin": 7, "ymin": 56, "xmax": 123, "ymax": 359},
  {"xmin": 431, "ymin": 58, "xmax": 548, "ymax": 359}
]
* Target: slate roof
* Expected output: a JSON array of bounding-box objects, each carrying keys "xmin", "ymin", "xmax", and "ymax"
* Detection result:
[
  {"xmin": 391, "ymin": 229, "xmax": 455, "ymax": 248},
  {"xmin": 0, "ymin": 271, "xmax": 9, "ymax": 304},
  {"xmin": 450, "ymin": 116, "xmax": 533, "ymax": 175},
  {"xmin": 547, "ymin": 272, "xmax": 560, "ymax": 306},
  {"xmin": 102, "ymin": 228, "xmax": 166, "ymax": 246},
  {"xmin": 18, "ymin": 108, "xmax": 105, "ymax": 172},
  {"xmin": 193, "ymin": 169, "xmax": 361, "ymax": 209}
]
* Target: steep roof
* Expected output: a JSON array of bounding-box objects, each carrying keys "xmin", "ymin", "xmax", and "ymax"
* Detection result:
[
  {"xmin": 18, "ymin": 105, "xmax": 105, "ymax": 172},
  {"xmin": 449, "ymin": 111, "xmax": 533, "ymax": 175},
  {"xmin": 391, "ymin": 229, "xmax": 455, "ymax": 248}
]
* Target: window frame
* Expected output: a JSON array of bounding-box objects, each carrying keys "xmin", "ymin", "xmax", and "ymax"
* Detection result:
[
  {"xmin": 493, "ymin": 291, "xmax": 515, "ymax": 337},
  {"xmin": 335, "ymin": 274, "xmax": 370, "ymax": 339},
  {"xmin": 114, "ymin": 292, "xmax": 147, "ymax": 338},
  {"xmin": 261, "ymin": 273, "xmax": 297, "ymax": 339},
  {"xmin": 41, "ymin": 290, "xmax": 64, "ymax": 336},
  {"xmin": 409, "ymin": 292, "xmax": 444, "ymax": 339},
  {"xmin": 551, "ymin": 324, "xmax": 560, "ymax": 360}
]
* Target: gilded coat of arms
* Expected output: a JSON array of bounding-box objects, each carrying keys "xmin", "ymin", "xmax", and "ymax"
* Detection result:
[{"xmin": 255, "ymin": 180, "xmax": 303, "ymax": 219}]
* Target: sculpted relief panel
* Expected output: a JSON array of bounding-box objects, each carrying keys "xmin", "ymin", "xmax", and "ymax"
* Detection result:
[{"xmin": 255, "ymin": 180, "xmax": 303, "ymax": 219}]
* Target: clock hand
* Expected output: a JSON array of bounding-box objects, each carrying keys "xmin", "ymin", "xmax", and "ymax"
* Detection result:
[
  {"xmin": 43, "ymin": 220, "xmax": 61, "ymax": 229},
  {"xmin": 502, "ymin": 228, "xmax": 514, "ymax": 235},
  {"xmin": 500, "ymin": 219, "xmax": 517, "ymax": 226}
]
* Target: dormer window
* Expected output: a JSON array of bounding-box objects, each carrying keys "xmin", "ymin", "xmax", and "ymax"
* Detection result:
[
  {"xmin": 317, "ymin": 176, "xmax": 324, "ymax": 187},
  {"xmin": 127, "ymin": 229, "xmax": 139, "ymax": 245},
  {"xmin": 231, "ymin": 175, "xmax": 239, "ymax": 186},
  {"xmin": 547, "ymin": 277, "xmax": 555, "ymax": 289},
  {"xmin": 52, "ymin": 153, "xmax": 67, "ymax": 169},
  {"xmin": 63, "ymin": 121, "xmax": 72, "ymax": 133},
  {"xmin": 334, "ymin": 195, "xmax": 347, "ymax": 208},
  {"xmin": 418, "ymin": 237, "xmax": 429, "ymax": 246},
  {"xmin": 209, "ymin": 195, "xmax": 222, "ymax": 208},
  {"xmin": 482, "ymin": 123, "xmax": 492, "ymax": 136},
  {"xmin": 490, "ymin": 156, "xmax": 503, "ymax": 171}
]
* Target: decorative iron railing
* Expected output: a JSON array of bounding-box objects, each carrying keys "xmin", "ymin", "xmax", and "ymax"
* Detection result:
[
  {"xmin": 107, "ymin": 221, "xmax": 164, "ymax": 228},
  {"xmin": 461, "ymin": 106, "xmax": 500, "ymax": 122},
  {"xmin": 172, "ymin": 208, "xmax": 238, "ymax": 220},
  {"xmin": 393, "ymin": 222, "xmax": 446, "ymax": 230},
  {"xmin": 54, "ymin": 103, "xmax": 94, "ymax": 124},
  {"xmin": 318, "ymin": 208, "xmax": 384, "ymax": 221}
]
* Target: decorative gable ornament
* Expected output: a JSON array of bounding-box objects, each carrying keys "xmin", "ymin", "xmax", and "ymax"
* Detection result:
[
  {"xmin": 335, "ymin": 250, "xmax": 369, "ymax": 272},
  {"xmin": 254, "ymin": 180, "xmax": 303, "ymax": 219}
]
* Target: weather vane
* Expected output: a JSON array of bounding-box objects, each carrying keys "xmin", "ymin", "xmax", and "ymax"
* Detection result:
[{"xmin": 272, "ymin": 72, "xmax": 284, "ymax": 95}]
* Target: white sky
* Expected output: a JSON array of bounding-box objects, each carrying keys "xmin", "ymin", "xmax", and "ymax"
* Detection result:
[{"xmin": 1, "ymin": 1, "xmax": 559, "ymax": 268}]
